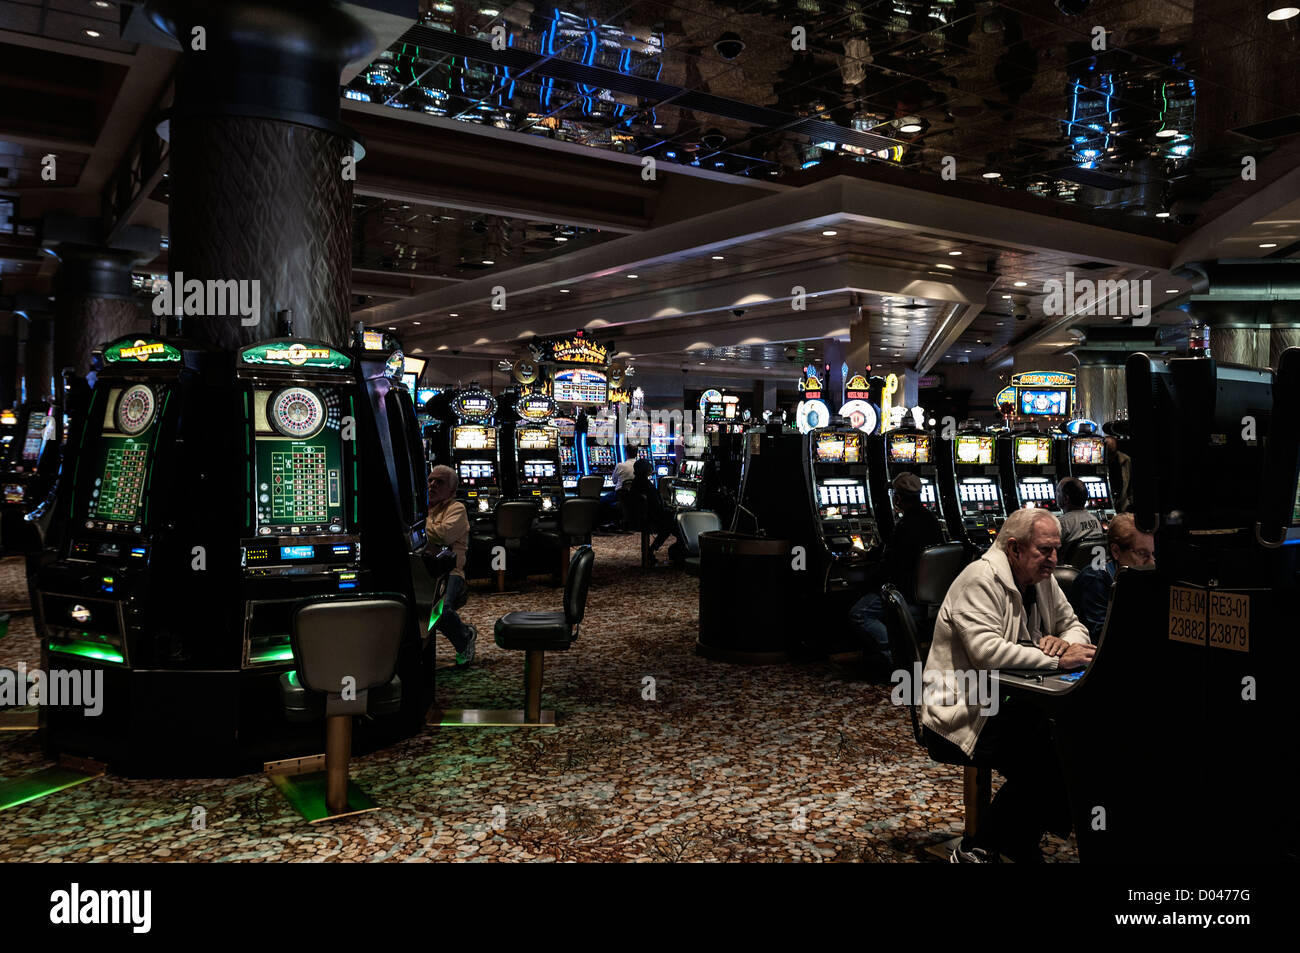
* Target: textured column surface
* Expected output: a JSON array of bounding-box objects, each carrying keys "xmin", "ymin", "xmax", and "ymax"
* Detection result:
[
  {"xmin": 55, "ymin": 296, "xmax": 149, "ymax": 377},
  {"xmin": 1269, "ymin": 326, "xmax": 1300, "ymax": 369},
  {"xmin": 24, "ymin": 317, "xmax": 54, "ymax": 403},
  {"xmin": 168, "ymin": 116, "xmax": 354, "ymax": 349},
  {"xmin": 1075, "ymin": 362, "xmax": 1127, "ymax": 425},
  {"xmin": 0, "ymin": 313, "xmax": 18, "ymax": 406},
  {"xmin": 1209, "ymin": 326, "xmax": 1268, "ymax": 369}
]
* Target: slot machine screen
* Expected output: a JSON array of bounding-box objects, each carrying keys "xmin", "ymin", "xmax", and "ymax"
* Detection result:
[
  {"xmin": 86, "ymin": 436, "xmax": 150, "ymax": 523},
  {"xmin": 587, "ymin": 445, "xmax": 616, "ymax": 468},
  {"xmin": 955, "ymin": 434, "xmax": 994, "ymax": 465},
  {"xmin": 554, "ymin": 369, "xmax": 608, "ymax": 405},
  {"xmin": 253, "ymin": 387, "xmax": 346, "ymax": 531},
  {"xmin": 888, "ymin": 433, "xmax": 931, "ymax": 464},
  {"xmin": 958, "ymin": 479, "xmax": 1000, "ymax": 514},
  {"xmin": 1020, "ymin": 389, "xmax": 1068, "ymax": 416},
  {"xmin": 919, "ymin": 481, "xmax": 938, "ymax": 505},
  {"xmin": 559, "ymin": 445, "xmax": 575, "ymax": 467},
  {"xmin": 22, "ymin": 414, "xmax": 47, "ymax": 461},
  {"xmin": 816, "ymin": 431, "xmax": 860, "ymax": 463},
  {"xmin": 458, "ymin": 460, "xmax": 496, "ymax": 484},
  {"xmin": 554, "ymin": 417, "xmax": 575, "ymax": 438},
  {"xmin": 1015, "ymin": 435, "xmax": 1053, "ymax": 465},
  {"xmin": 673, "ymin": 486, "xmax": 698, "ymax": 507},
  {"xmin": 517, "ymin": 427, "xmax": 557, "ymax": 451},
  {"xmin": 524, "ymin": 461, "xmax": 557, "ymax": 480},
  {"xmin": 453, "ymin": 425, "xmax": 496, "ymax": 451},
  {"xmin": 1072, "ymin": 436, "xmax": 1104, "ymax": 465}
]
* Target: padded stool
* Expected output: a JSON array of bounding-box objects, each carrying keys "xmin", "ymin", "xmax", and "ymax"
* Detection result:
[
  {"xmin": 676, "ymin": 510, "xmax": 721, "ymax": 577},
  {"xmin": 435, "ymin": 546, "xmax": 594, "ymax": 727},
  {"xmin": 577, "ymin": 475, "xmax": 604, "ymax": 499},
  {"xmin": 268, "ymin": 595, "xmax": 406, "ymax": 822},
  {"xmin": 535, "ymin": 497, "xmax": 598, "ymax": 585},
  {"xmin": 489, "ymin": 500, "xmax": 538, "ymax": 592}
]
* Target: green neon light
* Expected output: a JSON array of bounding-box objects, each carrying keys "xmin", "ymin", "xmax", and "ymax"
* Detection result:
[
  {"xmin": 102, "ymin": 338, "xmax": 183, "ymax": 364},
  {"xmin": 47, "ymin": 641, "xmax": 125, "ymax": 664},
  {"xmin": 427, "ymin": 598, "xmax": 444, "ymax": 632},
  {"xmin": 238, "ymin": 341, "xmax": 352, "ymax": 370},
  {"xmin": 250, "ymin": 645, "xmax": 295, "ymax": 664}
]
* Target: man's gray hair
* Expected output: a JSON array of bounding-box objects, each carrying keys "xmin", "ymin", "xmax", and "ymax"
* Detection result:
[
  {"xmin": 431, "ymin": 463, "xmax": 457, "ymax": 488},
  {"xmin": 995, "ymin": 507, "xmax": 1060, "ymax": 551}
]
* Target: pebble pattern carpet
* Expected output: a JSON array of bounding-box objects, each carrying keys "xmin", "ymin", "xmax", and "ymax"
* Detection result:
[{"xmin": 0, "ymin": 543, "xmax": 1077, "ymax": 862}]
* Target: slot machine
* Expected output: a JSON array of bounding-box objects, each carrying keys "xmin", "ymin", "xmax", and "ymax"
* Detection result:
[
  {"xmin": 946, "ymin": 428, "xmax": 1006, "ymax": 549},
  {"xmin": 509, "ymin": 392, "xmax": 564, "ymax": 516},
  {"xmin": 807, "ymin": 427, "xmax": 878, "ymax": 581},
  {"xmin": 1001, "ymin": 430, "xmax": 1064, "ymax": 511},
  {"xmin": 1066, "ymin": 432, "xmax": 1114, "ymax": 524},
  {"xmin": 673, "ymin": 455, "xmax": 705, "ymax": 510},
  {"xmin": 446, "ymin": 385, "xmax": 501, "ymax": 525},
  {"xmin": 649, "ymin": 419, "xmax": 675, "ymax": 477},
  {"xmin": 1, "ymin": 400, "xmax": 58, "ymax": 553},
  {"xmin": 554, "ymin": 415, "xmax": 578, "ymax": 490},
  {"xmin": 34, "ymin": 334, "xmax": 241, "ymax": 771},
  {"xmin": 868, "ymin": 427, "xmax": 948, "ymax": 541}
]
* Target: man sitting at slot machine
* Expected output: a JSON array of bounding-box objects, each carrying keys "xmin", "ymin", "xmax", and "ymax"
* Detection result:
[
  {"xmin": 1055, "ymin": 477, "xmax": 1103, "ymax": 550},
  {"xmin": 1068, "ymin": 513, "xmax": 1155, "ymax": 642},
  {"xmin": 628, "ymin": 457, "xmax": 686, "ymax": 563},
  {"xmin": 848, "ymin": 472, "xmax": 945, "ymax": 680},
  {"xmin": 426, "ymin": 464, "xmax": 478, "ymax": 666},
  {"xmin": 922, "ymin": 509, "xmax": 1095, "ymax": 863}
]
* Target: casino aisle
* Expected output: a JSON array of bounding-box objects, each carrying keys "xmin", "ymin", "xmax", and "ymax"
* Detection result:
[{"xmin": 0, "ymin": 546, "xmax": 1077, "ymax": 862}]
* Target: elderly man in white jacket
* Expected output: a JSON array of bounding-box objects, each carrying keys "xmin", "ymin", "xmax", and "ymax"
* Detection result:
[{"xmin": 922, "ymin": 507, "xmax": 1095, "ymax": 863}]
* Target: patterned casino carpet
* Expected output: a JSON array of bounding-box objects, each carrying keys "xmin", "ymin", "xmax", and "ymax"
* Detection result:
[{"xmin": 0, "ymin": 543, "xmax": 1077, "ymax": 862}]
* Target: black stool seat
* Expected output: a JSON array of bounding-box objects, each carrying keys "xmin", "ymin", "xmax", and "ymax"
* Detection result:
[
  {"xmin": 495, "ymin": 611, "xmax": 574, "ymax": 650},
  {"xmin": 279, "ymin": 671, "xmax": 402, "ymax": 722}
]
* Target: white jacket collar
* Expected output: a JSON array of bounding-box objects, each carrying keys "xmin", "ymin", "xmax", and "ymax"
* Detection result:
[{"xmin": 982, "ymin": 546, "xmax": 1027, "ymax": 598}]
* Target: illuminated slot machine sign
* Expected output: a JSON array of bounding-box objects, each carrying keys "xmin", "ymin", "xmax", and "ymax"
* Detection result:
[
  {"xmin": 452, "ymin": 424, "xmax": 497, "ymax": 484},
  {"xmin": 452, "ymin": 389, "xmax": 496, "ymax": 422},
  {"xmin": 1015, "ymin": 435, "xmax": 1053, "ymax": 466},
  {"xmin": 1072, "ymin": 436, "xmax": 1105, "ymax": 466},
  {"xmin": 888, "ymin": 432, "xmax": 932, "ymax": 465},
  {"xmin": 517, "ymin": 427, "xmax": 557, "ymax": 452},
  {"xmin": 814, "ymin": 431, "xmax": 867, "ymax": 518},
  {"xmin": 554, "ymin": 368, "xmax": 609, "ymax": 405},
  {"xmin": 517, "ymin": 393, "xmax": 558, "ymax": 423},
  {"xmin": 815, "ymin": 430, "xmax": 863, "ymax": 464},
  {"xmin": 999, "ymin": 371, "xmax": 1075, "ymax": 420},
  {"xmin": 954, "ymin": 435, "xmax": 1001, "ymax": 515}
]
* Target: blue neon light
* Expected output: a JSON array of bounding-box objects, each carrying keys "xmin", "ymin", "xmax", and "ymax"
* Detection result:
[{"xmin": 281, "ymin": 545, "xmax": 315, "ymax": 560}]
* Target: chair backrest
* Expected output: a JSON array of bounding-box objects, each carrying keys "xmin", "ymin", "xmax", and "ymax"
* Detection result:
[
  {"xmin": 1063, "ymin": 535, "xmax": 1108, "ymax": 569},
  {"xmin": 658, "ymin": 479, "xmax": 674, "ymax": 504},
  {"xmin": 623, "ymin": 488, "xmax": 649, "ymax": 529},
  {"xmin": 292, "ymin": 596, "xmax": 406, "ymax": 716},
  {"xmin": 564, "ymin": 545, "xmax": 595, "ymax": 630},
  {"xmin": 914, "ymin": 542, "xmax": 970, "ymax": 606},
  {"xmin": 558, "ymin": 497, "xmax": 599, "ymax": 537},
  {"xmin": 577, "ymin": 475, "xmax": 604, "ymax": 499},
  {"xmin": 880, "ymin": 585, "xmax": 925, "ymax": 747},
  {"xmin": 677, "ymin": 510, "xmax": 722, "ymax": 555},
  {"xmin": 495, "ymin": 500, "xmax": 538, "ymax": 539},
  {"xmin": 1053, "ymin": 565, "xmax": 1080, "ymax": 590}
]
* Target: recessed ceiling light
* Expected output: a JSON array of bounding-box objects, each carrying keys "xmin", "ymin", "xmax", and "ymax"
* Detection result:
[
  {"xmin": 1268, "ymin": 6, "xmax": 1300, "ymax": 20},
  {"xmin": 1001, "ymin": 295, "xmax": 1012, "ymax": 299},
  {"xmin": 554, "ymin": 236, "xmax": 568, "ymax": 242},
  {"xmin": 1165, "ymin": 289, "xmax": 1180, "ymax": 294},
  {"xmin": 698, "ymin": 362, "xmax": 705, "ymax": 365},
  {"xmin": 821, "ymin": 230, "xmax": 838, "ymax": 237},
  {"xmin": 982, "ymin": 171, "xmax": 1001, "ymax": 179},
  {"xmin": 449, "ymin": 312, "xmax": 459, "ymax": 317},
  {"xmin": 1013, "ymin": 280, "xmax": 1028, "ymax": 287},
  {"xmin": 92, "ymin": 1, "xmax": 112, "ymax": 8},
  {"xmin": 899, "ymin": 122, "xmax": 923, "ymax": 134},
  {"xmin": 712, "ymin": 255, "xmax": 725, "ymax": 260},
  {"xmin": 559, "ymin": 288, "xmax": 570, "ymax": 293},
  {"xmin": 996, "ymin": 321, "xmax": 1005, "ymax": 325},
  {"xmin": 1155, "ymin": 211, "xmax": 1172, "ymax": 218},
  {"xmin": 83, "ymin": 28, "xmax": 102, "ymax": 37},
  {"xmin": 948, "ymin": 250, "xmax": 962, "ymax": 256},
  {"xmin": 482, "ymin": 259, "xmax": 494, "ymax": 265},
  {"xmin": 935, "ymin": 263, "xmax": 955, "ymax": 270},
  {"xmin": 413, "ymin": 321, "xmax": 421, "ymax": 325},
  {"xmin": 627, "ymin": 273, "xmax": 639, "ymax": 278},
  {"xmin": 387, "ymin": 326, "xmax": 397, "ymax": 331},
  {"xmin": 653, "ymin": 123, "xmax": 664, "ymax": 129},
  {"xmin": 1156, "ymin": 129, "xmax": 1178, "ymax": 138},
  {"xmin": 1260, "ymin": 242, "xmax": 1278, "ymax": 248}
]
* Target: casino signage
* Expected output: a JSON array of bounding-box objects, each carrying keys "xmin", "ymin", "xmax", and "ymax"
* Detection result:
[
  {"xmin": 517, "ymin": 393, "xmax": 558, "ymax": 422},
  {"xmin": 535, "ymin": 335, "xmax": 609, "ymax": 365},
  {"xmin": 103, "ymin": 338, "xmax": 183, "ymax": 364},
  {"xmin": 453, "ymin": 386, "xmax": 497, "ymax": 421},
  {"xmin": 997, "ymin": 370, "xmax": 1077, "ymax": 419},
  {"xmin": 239, "ymin": 340, "xmax": 352, "ymax": 369}
]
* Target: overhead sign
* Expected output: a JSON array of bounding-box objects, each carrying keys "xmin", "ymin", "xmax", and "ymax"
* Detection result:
[
  {"xmin": 239, "ymin": 340, "xmax": 351, "ymax": 369},
  {"xmin": 541, "ymin": 336, "xmax": 608, "ymax": 365},
  {"xmin": 452, "ymin": 387, "xmax": 497, "ymax": 421},
  {"xmin": 517, "ymin": 393, "xmax": 557, "ymax": 421},
  {"xmin": 1013, "ymin": 371, "xmax": 1075, "ymax": 388},
  {"xmin": 104, "ymin": 338, "xmax": 183, "ymax": 365}
]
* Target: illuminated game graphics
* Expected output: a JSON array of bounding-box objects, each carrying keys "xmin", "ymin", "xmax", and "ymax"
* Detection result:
[
  {"xmin": 270, "ymin": 387, "xmax": 326, "ymax": 439},
  {"xmin": 838, "ymin": 399, "xmax": 877, "ymax": 434},
  {"xmin": 255, "ymin": 389, "xmax": 345, "ymax": 533},
  {"xmin": 89, "ymin": 438, "xmax": 149, "ymax": 523},
  {"xmin": 114, "ymin": 384, "xmax": 157, "ymax": 436}
]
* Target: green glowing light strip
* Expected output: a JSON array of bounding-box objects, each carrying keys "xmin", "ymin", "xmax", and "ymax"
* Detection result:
[
  {"xmin": 250, "ymin": 645, "xmax": 295, "ymax": 664},
  {"xmin": 47, "ymin": 641, "xmax": 125, "ymax": 664},
  {"xmin": 427, "ymin": 597, "xmax": 444, "ymax": 632}
]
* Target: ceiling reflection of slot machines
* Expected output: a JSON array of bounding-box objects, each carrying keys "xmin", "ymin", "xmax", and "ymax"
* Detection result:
[
  {"xmin": 447, "ymin": 385, "xmax": 500, "ymax": 523},
  {"xmin": 555, "ymin": 416, "xmax": 578, "ymax": 489},
  {"xmin": 1003, "ymin": 431, "xmax": 1064, "ymax": 511},
  {"xmin": 809, "ymin": 428, "xmax": 877, "ymax": 585},
  {"xmin": 1068, "ymin": 434, "xmax": 1114, "ymax": 524},
  {"xmin": 869, "ymin": 428, "xmax": 949, "ymax": 542},
  {"xmin": 509, "ymin": 392, "xmax": 563, "ymax": 515},
  {"xmin": 949, "ymin": 430, "xmax": 1006, "ymax": 549}
]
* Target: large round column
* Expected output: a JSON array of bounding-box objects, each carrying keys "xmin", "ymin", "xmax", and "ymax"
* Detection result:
[
  {"xmin": 22, "ymin": 307, "xmax": 55, "ymax": 404},
  {"xmin": 1073, "ymin": 350, "xmax": 1128, "ymax": 424},
  {"xmin": 46, "ymin": 242, "xmax": 157, "ymax": 377},
  {"xmin": 146, "ymin": 0, "xmax": 372, "ymax": 349}
]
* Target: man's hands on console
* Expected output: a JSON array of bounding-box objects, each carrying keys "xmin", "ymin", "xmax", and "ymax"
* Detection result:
[{"xmin": 1039, "ymin": 636, "xmax": 1096, "ymax": 670}]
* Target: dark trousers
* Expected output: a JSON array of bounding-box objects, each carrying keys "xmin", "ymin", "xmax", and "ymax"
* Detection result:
[
  {"xmin": 437, "ymin": 574, "xmax": 470, "ymax": 653},
  {"xmin": 926, "ymin": 697, "xmax": 1071, "ymax": 862}
]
